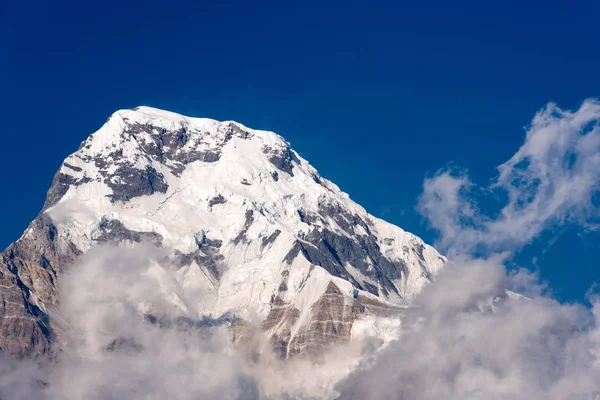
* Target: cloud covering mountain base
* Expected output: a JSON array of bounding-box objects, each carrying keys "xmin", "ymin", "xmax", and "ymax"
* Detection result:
[{"xmin": 0, "ymin": 245, "xmax": 370, "ymax": 400}]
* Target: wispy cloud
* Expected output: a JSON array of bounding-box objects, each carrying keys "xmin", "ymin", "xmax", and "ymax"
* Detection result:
[{"xmin": 418, "ymin": 99, "xmax": 600, "ymax": 256}]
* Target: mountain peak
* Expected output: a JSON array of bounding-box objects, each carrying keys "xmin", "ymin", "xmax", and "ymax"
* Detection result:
[
  {"xmin": 54, "ymin": 106, "xmax": 314, "ymax": 207},
  {"xmin": 131, "ymin": 105, "xmax": 193, "ymax": 120},
  {"xmin": 128, "ymin": 106, "xmax": 252, "ymax": 133},
  {"xmin": 1, "ymin": 107, "xmax": 445, "ymax": 358}
]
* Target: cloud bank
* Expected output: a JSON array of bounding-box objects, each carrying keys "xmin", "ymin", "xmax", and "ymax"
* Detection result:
[{"xmin": 336, "ymin": 259, "xmax": 600, "ymax": 399}]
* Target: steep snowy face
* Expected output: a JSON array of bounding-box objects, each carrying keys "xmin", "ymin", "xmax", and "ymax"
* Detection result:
[{"xmin": 0, "ymin": 106, "xmax": 445, "ymax": 358}]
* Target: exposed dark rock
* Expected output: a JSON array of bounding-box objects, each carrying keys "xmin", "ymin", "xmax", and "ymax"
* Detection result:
[
  {"xmin": 105, "ymin": 337, "xmax": 143, "ymax": 353},
  {"xmin": 233, "ymin": 210, "xmax": 255, "ymax": 245},
  {"xmin": 43, "ymin": 172, "xmax": 92, "ymax": 210},
  {"xmin": 277, "ymin": 270, "xmax": 290, "ymax": 292},
  {"xmin": 283, "ymin": 241, "xmax": 302, "ymax": 265},
  {"xmin": 122, "ymin": 120, "xmax": 237, "ymax": 175},
  {"xmin": 104, "ymin": 165, "xmax": 169, "ymax": 203},
  {"xmin": 62, "ymin": 163, "xmax": 82, "ymax": 172},
  {"xmin": 263, "ymin": 281, "xmax": 381, "ymax": 359},
  {"xmin": 173, "ymin": 233, "xmax": 225, "ymax": 280},
  {"xmin": 296, "ymin": 209, "xmax": 322, "ymax": 225},
  {"xmin": 193, "ymin": 249, "xmax": 224, "ymax": 280},
  {"xmin": 287, "ymin": 282, "xmax": 364, "ymax": 358},
  {"xmin": 168, "ymin": 162, "xmax": 186, "ymax": 176},
  {"xmin": 270, "ymin": 328, "xmax": 293, "ymax": 359},
  {"xmin": 283, "ymin": 228, "xmax": 405, "ymax": 297},
  {"xmin": 297, "ymin": 210, "xmax": 307, "ymax": 223},
  {"xmin": 92, "ymin": 149, "xmax": 121, "ymax": 170},
  {"xmin": 0, "ymin": 215, "xmax": 81, "ymax": 358},
  {"xmin": 262, "ymin": 145, "xmax": 296, "ymax": 176},
  {"xmin": 317, "ymin": 202, "xmax": 372, "ymax": 236},
  {"xmin": 421, "ymin": 265, "xmax": 433, "ymax": 280},
  {"xmin": 262, "ymin": 296, "xmax": 301, "ymax": 358},
  {"xmin": 172, "ymin": 250, "xmax": 195, "ymax": 268},
  {"xmin": 194, "ymin": 233, "xmax": 223, "ymax": 249},
  {"xmin": 0, "ymin": 258, "xmax": 53, "ymax": 358},
  {"xmin": 355, "ymin": 295, "xmax": 398, "ymax": 316},
  {"xmin": 311, "ymin": 173, "xmax": 322, "ymax": 184},
  {"xmin": 93, "ymin": 218, "xmax": 163, "ymax": 246},
  {"xmin": 231, "ymin": 316, "xmax": 261, "ymax": 348},
  {"xmin": 261, "ymin": 229, "xmax": 281, "ymax": 248},
  {"xmin": 382, "ymin": 237, "xmax": 394, "ymax": 246},
  {"xmin": 410, "ymin": 244, "xmax": 434, "ymax": 280},
  {"xmin": 6, "ymin": 215, "xmax": 81, "ymax": 299},
  {"xmin": 362, "ymin": 282, "xmax": 379, "ymax": 297},
  {"xmin": 208, "ymin": 194, "xmax": 227, "ymax": 208},
  {"xmin": 146, "ymin": 313, "xmax": 233, "ymax": 332},
  {"xmin": 224, "ymin": 122, "xmax": 253, "ymax": 139},
  {"xmin": 414, "ymin": 243, "xmax": 426, "ymax": 262},
  {"xmin": 201, "ymin": 151, "xmax": 221, "ymax": 163}
]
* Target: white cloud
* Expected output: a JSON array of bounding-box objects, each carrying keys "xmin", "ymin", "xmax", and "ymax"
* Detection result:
[
  {"xmin": 418, "ymin": 99, "xmax": 600, "ymax": 256},
  {"xmin": 336, "ymin": 256, "xmax": 600, "ymax": 400}
]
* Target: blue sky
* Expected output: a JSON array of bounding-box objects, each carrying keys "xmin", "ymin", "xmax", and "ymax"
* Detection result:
[{"xmin": 2, "ymin": 0, "xmax": 599, "ymax": 302}]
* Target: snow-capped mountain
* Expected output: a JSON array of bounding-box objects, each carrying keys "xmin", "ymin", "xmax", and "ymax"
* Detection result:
[{"xmin": 0, "ymin": 106, "xmax": 445, "ymax": 358}]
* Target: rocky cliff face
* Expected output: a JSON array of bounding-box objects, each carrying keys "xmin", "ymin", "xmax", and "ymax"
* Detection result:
[{"xmin": 0, "ymin": 106, "xmax": 445, "ymax": 358}]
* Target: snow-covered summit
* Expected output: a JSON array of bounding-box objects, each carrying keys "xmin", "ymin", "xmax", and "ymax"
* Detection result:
[{"xmin": 1, "ymin": 106, "xmax": 445, "ymax": 358}]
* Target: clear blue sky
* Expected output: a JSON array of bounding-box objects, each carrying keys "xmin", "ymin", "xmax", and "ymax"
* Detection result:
[{"xmin": 2, "ymin": 0, "xmax": 599, "ymax": 302}]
